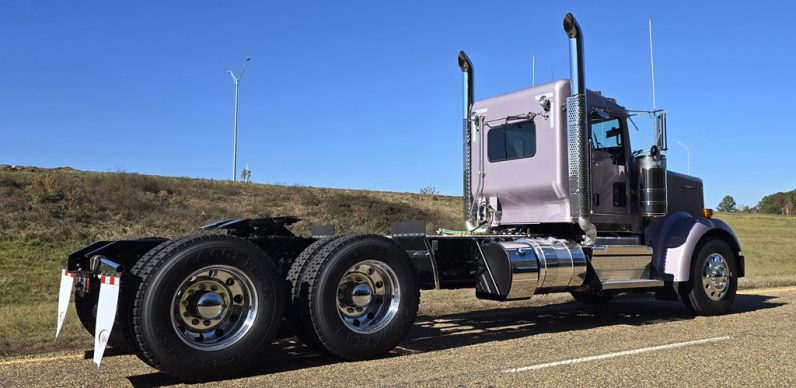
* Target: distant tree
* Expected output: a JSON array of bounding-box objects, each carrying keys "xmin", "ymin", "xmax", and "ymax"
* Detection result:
[
  {"xmin": 757, "ymin": 192, "xmax": 787, "ymax": 214},
  {"xmin": 419, "ymin": 186, "xmax": 438, "ymax": 196},
  {"xmin": 738, "ymin": 204, "xmax": 751, "ymax": 213},
  {"xmin": 717, "ymin": 195, "xmax": 737, "ymax": 213}
]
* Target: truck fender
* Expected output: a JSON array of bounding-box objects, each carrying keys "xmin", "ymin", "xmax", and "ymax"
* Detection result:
[{"xmin": 646, "ymin": 211, "xmax": 743, "ymax": 282}]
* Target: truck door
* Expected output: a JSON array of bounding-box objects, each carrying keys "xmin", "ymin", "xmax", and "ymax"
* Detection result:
[{"xmin": 590, "ymin": 116, "xmax": 630, "ymax": 216}]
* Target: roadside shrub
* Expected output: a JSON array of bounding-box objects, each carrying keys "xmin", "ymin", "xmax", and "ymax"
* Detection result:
[
  {"xmin": 26, "ymin": 174, "xmax": 64, "ymax": 203},
  {"xmin": 0, "ymin": 175, "xmax": 21, "ymax": 189}
]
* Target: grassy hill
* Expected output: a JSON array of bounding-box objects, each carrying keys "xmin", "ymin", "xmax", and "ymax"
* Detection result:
[
  {"xmin": 0, "ymin": 165, "xmax": 462, "ymax": 306},
  {"xmin": 0, "ymin": 165, "xmax": 463, "ymax": 355},
  {"xmin": 0, "ymin": 165, "xmax": 793, "ymax": 356}
]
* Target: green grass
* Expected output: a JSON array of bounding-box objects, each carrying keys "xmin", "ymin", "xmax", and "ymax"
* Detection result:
[
  {"xmin": 716, "ymin": 212, "xmax": 796, "ymax": 289},
  {"xmin": 717, "ymin": 213, "xmax": 796, "ymax": 277},
  {"xmin": 0, "ymin": 166, "xmax": 793, "ymax": 357}
]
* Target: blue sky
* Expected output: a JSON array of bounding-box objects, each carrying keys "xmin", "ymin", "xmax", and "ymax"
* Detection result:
[{"xmin": 1, "ymin": 1, "xmax": 793, "ymax": 209}]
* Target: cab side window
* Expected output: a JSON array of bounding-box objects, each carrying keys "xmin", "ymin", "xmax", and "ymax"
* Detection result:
[{"xmin": 487, "ymin": 121, "xmax": 536, "ymax": 162}]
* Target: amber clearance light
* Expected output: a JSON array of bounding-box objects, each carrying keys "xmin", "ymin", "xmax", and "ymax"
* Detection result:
[{"xmin": 703, "ymin": 208, "xmax": 714, "ymax": 218}]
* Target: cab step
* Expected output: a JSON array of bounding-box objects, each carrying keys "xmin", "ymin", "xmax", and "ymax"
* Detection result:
[{"xmin": 601, "ymin": 279, "xmax": 664, "ymax": 290}]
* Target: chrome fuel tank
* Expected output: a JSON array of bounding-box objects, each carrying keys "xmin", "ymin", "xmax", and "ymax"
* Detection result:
[{"xmin": 476, "ymin": 238, "xmax": 587, "ymax": 300}]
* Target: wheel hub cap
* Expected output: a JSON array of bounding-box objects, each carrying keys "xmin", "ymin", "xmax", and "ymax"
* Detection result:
[
  {"xmin": 171, "ymin": 265, "xmax": 258, "ymax": 350},
  {"xmin": 195, "ymin": 292, "xmax": 225, "ymax": 319},
  {"xmin": 336, "ymin": 260, "xmax": 401, "ymax": 334},
  {"xmin": 702, "ymin": 253, "xmax": 730, "ymax": 301},
  {"xmin": 349, "ymin": 284, "xmax": 373, "ymax": 307}
]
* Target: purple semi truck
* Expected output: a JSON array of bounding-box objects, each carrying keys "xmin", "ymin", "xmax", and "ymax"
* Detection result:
[{"xmin": 55, "ymin": 12, "xmax": 743, "ymax": 382}]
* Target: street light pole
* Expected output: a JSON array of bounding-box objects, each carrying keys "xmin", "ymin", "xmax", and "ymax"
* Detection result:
[
  {"xmin": 228, "ymin": 58, "xmax": 251, "ymax": 182},
  {"xmin": 674, "ymin": 134, "xmax": 705, "ymax": 175}
]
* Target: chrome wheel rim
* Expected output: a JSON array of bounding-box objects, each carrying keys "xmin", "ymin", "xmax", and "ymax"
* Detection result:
[
  {"xmin": 702, "ymin": 253, "xmax": 730, "ymax": 301},
  {"xmin": 336, "ymin": 260, "xmax": 400, "ymax": 334},
  {"xmin": 170, "ymin": 265, "xmax": 257, "ymax": 350}
]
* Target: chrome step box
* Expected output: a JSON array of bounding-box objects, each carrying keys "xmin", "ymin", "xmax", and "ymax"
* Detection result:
[{"xmin": 590, "ymin": 245, "xmax": 661, "ymax": 288}]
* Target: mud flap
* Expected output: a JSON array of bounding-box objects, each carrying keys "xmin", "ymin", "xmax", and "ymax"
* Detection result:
[
  {"xmin": 93, "ymin": 275, "xmax": 120, "ymax": 368},
  {"xmin": 55, "ymin": 269, "xmax": 74, "ymax": 340}
]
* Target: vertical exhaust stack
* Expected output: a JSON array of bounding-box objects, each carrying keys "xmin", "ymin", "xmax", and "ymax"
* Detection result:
[
  {"xmin": 458, "ymin": 51, "xmax": 476, "ymax": 230},
  {"xmin": 563, "ymin": 13, "xmax": 596, "ymax": 246}
]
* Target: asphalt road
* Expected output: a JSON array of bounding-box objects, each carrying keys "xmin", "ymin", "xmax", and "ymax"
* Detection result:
[{"xmin": 2, "ymin": 287, "xmax": 795, "ymax": 387}]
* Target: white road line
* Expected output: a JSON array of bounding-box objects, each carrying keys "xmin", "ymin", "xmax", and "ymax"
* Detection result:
[
  {"xmin": 0, "ymin": 354, "xmax": 82, "ymax": 366},
  {"xmin": 503, "ymin": 336, "xmax": 731, "ymax": 373},
  {"xmin": 739, "ymin": 286, "xmax": 796, "ymax": 295}
]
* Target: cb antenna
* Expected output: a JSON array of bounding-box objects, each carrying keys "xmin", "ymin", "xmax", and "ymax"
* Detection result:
[{"xmin": 648, "ymin": 17, "xmax": 657, "ymax": 110}]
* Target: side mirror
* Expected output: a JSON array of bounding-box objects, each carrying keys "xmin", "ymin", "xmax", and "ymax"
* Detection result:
[{"xmin": 654, "ymin": 112, "xmax": 667, "ymax": 151}]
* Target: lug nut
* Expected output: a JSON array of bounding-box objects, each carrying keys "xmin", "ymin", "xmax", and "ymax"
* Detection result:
[
  {"xmin": 183, "ymin": 311, "xmax": 190, "ymax": 318},
  {"xmin": 192, "ymin": 319, "xmax": 200, "ymax": 325},
  {"xmin": 203, "ymin": 320, "xmax": 211, "ymax": 326}
]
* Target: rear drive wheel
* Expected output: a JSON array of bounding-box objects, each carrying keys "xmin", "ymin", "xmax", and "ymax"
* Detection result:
[
  {"xmin": 132, "ymin": 235, "xmax": 284, "ymax": 382},
  {"xmin": 570, "ymin": 290, "xmax": 615, "ymax": 304},
  {"xmin": 294, "ymin": 235, "xmax": 419, "ymax": 360},
  {"xmin": 285, "ymin": 235, "xmax": 340, "ymax": 350},
  {"xmin": 681, "ymin": 239, "xmax": 737, "ymax": 316}
]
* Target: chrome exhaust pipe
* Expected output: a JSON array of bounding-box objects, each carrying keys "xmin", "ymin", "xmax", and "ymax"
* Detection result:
[
  {"xmin": 89, "ymin": 255, "xmax": 126, "ymax": 275},
  {"xmin": 563, "ymin": 13, "xmax": 585, "ymax": 95},
  {"xmin": 458, "ymin": 50, "xmax": 476, "ymax": 230},
  {"xmin": 563, "ymin": 12, "xmax": 596, "ymax": 246}
]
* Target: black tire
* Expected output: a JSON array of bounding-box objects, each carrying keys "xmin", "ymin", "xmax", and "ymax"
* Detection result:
[
  {"xmin": 294, "ymin": 234, "xmax": 420, "ymax": 360},
  {"xmin": 123, "ymin": 239, "xmax": 179, "ymax": 362},
  {"xmin": 132, "ymin": 234, "xmax": 285, "ymax": 382},
  {"xmin": 681, "ymin": 238, "xmax": 738, "ymax": 316},
  {"xmin": 74, "ymin": 238, "xmax": 173, "ymax": 353},
  {"xmin": 284, "ymin": 235, "xmax": 340, "ymax": 351},
  {"xmin": 570, "ymin": 290, "xmax": 615, "ymax": 304}
]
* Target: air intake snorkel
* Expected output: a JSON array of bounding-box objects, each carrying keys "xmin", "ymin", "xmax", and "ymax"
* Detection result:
[
  {"xmin": 563, "ymin": 12, "xmax": 596, "ymax": 246},
  {"xmin": 458, "ymin": 50, "xmax": 478, "ymax": 231}
]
